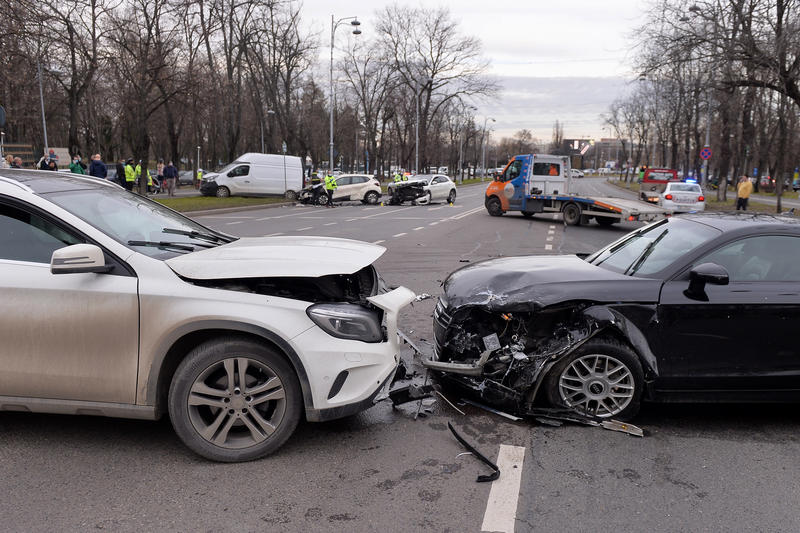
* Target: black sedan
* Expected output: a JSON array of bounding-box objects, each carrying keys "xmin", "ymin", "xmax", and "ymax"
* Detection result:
[{"xmin": 427, "ymin": 214, "xmax": 800, "ymax": 420}]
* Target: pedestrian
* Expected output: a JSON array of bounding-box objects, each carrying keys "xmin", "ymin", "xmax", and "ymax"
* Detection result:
[
  {"xmin": 12, "ymin": 157, "xmax": 22, "ymax": 169},
  {"xmin": 163, "ymin": 160, "xmax": 178, "ymax": 196},
  {"xmin": 196, "ymin": 168, "xmax": 203, "ymax": 189},
  {"xmin": 47, "ymin": 159, "xmax": 58, "ymax": 171},
  {"xmin": 124, "ymin": 158, "xmax": 136, "ymax": 191},
  {"xmin": 70, "ymin": 155, "xmax": 86, "ymax": 174},
  {"xmin": 736, "ymin": 175, "xmax": 753, "ymax": 211},
  {"xmin": 393, "ymin": 171, "xmax": 402, "ymax": 183},
  {"xmin": 324, "ymin": 171, "xmax": 337, "ymax": 207},
  {"xmin": 3, "ymin": 155, "xmax": 12, "ymax": 168},
  {"xmin": 88, "ymin": 154, "xmax": 107, "ymax": 179},
  {"xmin": 157, "ymin": 158, "xmax": 164, "ymax": 189},
  {"xmin": 115, "ymin": 159, "xmax": 126, "ymax": 186}
]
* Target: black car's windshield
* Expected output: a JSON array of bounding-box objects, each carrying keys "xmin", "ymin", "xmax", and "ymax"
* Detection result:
[
  {"xmin": 586, "ymin": 218, "xmax": 719, "ymax": 277},
  {"xmin": 44, "ymin": 188, "xmax": 236, "ymax": 259}
]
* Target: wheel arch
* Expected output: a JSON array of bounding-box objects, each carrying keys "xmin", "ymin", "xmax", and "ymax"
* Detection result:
[{"xmin": 146, "ymin": 321, "xmax": 313, "ymax": 419}]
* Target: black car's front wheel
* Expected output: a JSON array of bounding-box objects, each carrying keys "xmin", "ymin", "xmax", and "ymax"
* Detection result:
[
  {"xmin": 168, "ymin": 337, "xmax": 302, "ymax": 462},
  {"xmin": 545, "ymin": 338, "xmax": 643, "ymax": 420}
]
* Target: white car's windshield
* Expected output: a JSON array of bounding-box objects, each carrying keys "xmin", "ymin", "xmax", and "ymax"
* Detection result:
[
  {"xmin": 44, "ymin": 189, "xmax": 235, "ymax": 259},
  {"xmin": 586, "ymin": 218, "xmax": 719, "ymax": 277}
]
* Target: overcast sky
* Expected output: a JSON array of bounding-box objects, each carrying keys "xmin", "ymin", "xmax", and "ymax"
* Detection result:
[{"xmin": 301, "ymin": 0, "xmax": 647, "ymax": 142}]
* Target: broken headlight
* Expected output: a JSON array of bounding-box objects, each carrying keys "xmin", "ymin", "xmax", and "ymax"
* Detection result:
[{"xmin": 306, "ymin": 303, "xmax": 383, "ymax": 343}]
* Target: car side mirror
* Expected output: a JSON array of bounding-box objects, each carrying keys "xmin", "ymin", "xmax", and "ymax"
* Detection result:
[
  {"xmin": 684, "ymin": 262, "xmax": 729, "ymax": 301},
  {"xmin": 51, "ymin": 244, "xmax": 113, "ymax": 274}
]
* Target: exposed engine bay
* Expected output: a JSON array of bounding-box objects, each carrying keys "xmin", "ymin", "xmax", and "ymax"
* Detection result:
[{"xmin": 184, "ymin": 264, "xmax": 381, "ymax": 304}]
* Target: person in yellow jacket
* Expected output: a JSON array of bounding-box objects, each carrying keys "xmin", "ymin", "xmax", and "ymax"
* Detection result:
[
  {"xmin": 736, "ymin": 176, "xmax": 753, "ymax": 210},
  {"xmin": 124, "ymin": 159, "xmax": 136, "ymax": 191},
  {"xmin": 324, "ymin": 171, "xmax": 337, "ymax": 207}
]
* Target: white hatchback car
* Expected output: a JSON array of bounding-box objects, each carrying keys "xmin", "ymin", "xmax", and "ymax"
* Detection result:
[
  {"xmin": 332, "ymin": 174, "xmax": 382, "ymax": 204},
  {"xmin": 386, "ymin": 174, "xmax": 457, "ymax": 204},
  {"xmin": 0, "ymin": 170, "xmax": 414, "ymax": 462},
  {"xmin": 659, "ymin": 182, "xmax": 706, "ymax": 213}
]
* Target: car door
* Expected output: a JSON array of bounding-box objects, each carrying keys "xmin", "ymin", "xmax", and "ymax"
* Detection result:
[
  {"xmin": 349, "ymin": 176, "xmax": 368, "ymax": 200},
  {"xmin": 335, "ymin": 176, "xmax": 353, "ymax": 200},
  {"xmin": 430, "ymin": 176, "xmax": 448, "ymax": 200},
  {"xmin": 0, "ymin": 200, "xmax": 140, "ymax": 404},
  {"xmin": 225, "ymin": 164, "xmax": 252, "ymax": 194},
  {"xmin": 657, "ymin": 235, "xmax": 800, "ymax": 392}
]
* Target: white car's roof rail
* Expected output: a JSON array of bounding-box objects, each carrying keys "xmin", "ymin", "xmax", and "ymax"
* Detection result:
[{"xmin": 0, "ymin": 176, "xmax": 34, "ymax": 193}]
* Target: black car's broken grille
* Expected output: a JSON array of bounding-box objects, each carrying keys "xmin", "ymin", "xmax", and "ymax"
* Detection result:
[{"xmin": 433, "ymin": 298, "xmax": 452, "ymax": 358}]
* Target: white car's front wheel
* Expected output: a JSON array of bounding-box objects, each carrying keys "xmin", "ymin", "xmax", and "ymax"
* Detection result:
[{"xmin": 168, "ymin": 337, "xmax": 302, "ymax": 462}]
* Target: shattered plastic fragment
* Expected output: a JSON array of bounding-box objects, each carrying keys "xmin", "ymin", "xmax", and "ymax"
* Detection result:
[
  {"xmin": 448, "ymin": 422, "xmax": 500, "ymax": 483},
  {"xmin": 461, "ymin": 398, "xmax": 522, "ymax": 421},
  {"xmin": 415, "ymin": 293, "xmax": 432, "ymax": 301}
]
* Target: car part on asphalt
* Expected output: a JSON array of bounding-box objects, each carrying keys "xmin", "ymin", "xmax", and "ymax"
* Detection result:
[
  {"xmin": 388, "ymin": 182, "xmax": 426, "ymax": 205},
  {"xmin": 460, "ymin": 398, "xmax": 522, "ymax": 421},
  {"xmin": 389, "ymin": 383, "xmax": 435, "ymax": 406},
  {"xmin": 448, "ymin": 422, "xmax": 501, "ymax": 482},
  {"xmin": 529, "ymin": 408, "xmax": 644, "ymax": 437}
]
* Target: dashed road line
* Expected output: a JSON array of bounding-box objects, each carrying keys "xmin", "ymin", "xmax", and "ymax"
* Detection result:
[
  {"xmin": 448, "ymin": 206, "xmax": 484, "ymax": 221},
  {"xmin": 429, "ymin": 222, "xmax": 439, "ymax": 226},
  {"xmin": 392, "ymin": 232, "xmax": 407, "ymax": 238},
  {"xmin": 266, "ymin": 232, "xmax": 284, "ymax": 236},
  {"xmin": 413, "ymin": 226, "xmax": 424, "ymax": 231},
  {"xmin": 226, "ymin": 221, "xmax": 244, "ymax": 225},
  {"xmin": 545, "ymin": 244, "xmax": 553, "ymax": 250},
  {"xmin": 481, "ymin": 445, "xmax": 526, "ymax": 533},
  {"xmin": 372, "ymin": 240, "xmax": 385, "ymax": 244},
  {"xmin": 549, "ymin": 225, "xmax": 556, "ymax": 229},
  {"xmin": 324, "ymin": 222, "xmax": 337, "ymax": 226},
  {"xmin": 296, "ymin": 226, "xmax": 313, "ymax": 231},
  {"xmin": 546, "ymin": 236, "xmax": 554, "ymax": 241}
]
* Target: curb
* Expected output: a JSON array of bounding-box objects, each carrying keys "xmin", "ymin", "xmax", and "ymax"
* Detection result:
[{"xmin": 180, "ymin": 201, "xmax": 295, "ymax": 217}]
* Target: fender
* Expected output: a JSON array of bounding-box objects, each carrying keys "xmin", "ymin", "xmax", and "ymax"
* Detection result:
[{"xmin": 143, "ymin": 320, "xmax": 313, "ymax": 415}]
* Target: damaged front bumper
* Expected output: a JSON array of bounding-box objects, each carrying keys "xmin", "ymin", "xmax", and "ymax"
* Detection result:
[{"xmin": 302, "ymin": 286, "xmax": 416, "ymax": 422}]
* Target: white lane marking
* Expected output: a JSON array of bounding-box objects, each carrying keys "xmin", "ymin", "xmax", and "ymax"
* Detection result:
[
  {"xmin": 428, "ymin": 206, "xmax": 445, "ymax": 211},
  {"xmin": 346, "ymin": 218, "xmax": 359, "ymax": 222},
  {"xmin": 202, "ymin": 215, "xmax": 254, "ymax": 219},
  {"xmin": 413, "ymin": 226, "xmax": 424, "ymax": 231},
  {"xmin": 546, "ymin": 236, "xmax": 554, "ymax": 241},
  {"xmin": 549, "ymin": 225, "xmax": 556, "ymax": 229},
  {"xmin": 266, "ymin": 232, "xmax": 284, "ymax": 236},
  {"xmin": 548, "ymin": 230, "xmax": 555, "ymax": 235},
  {"xmin": 392, "ymin": 232, "xmax": 407, "ymax": 238},
  {"xmin": 481, "ymin": 445, "xmax": 526, "ymax": 533},
  {"xmin": 226, "ymin": 221, "xmax": 244, "ymax": 225},
  {"xmin": 296, "ymin": 226, "xmax": 313, "ymax": 231},
  {"xmin": 372, "ymin": 240, "xmax": 385, "ymax": 244},
  {"xmin": 429, "ymin": 222, "xmax": 439, "ymax": 226},
  {"xmin": 449, "ymin": 206, "xmax": 485, "ymax": 221},
  {"xmin": 324, "ymin": 222, "xmax": 337, "ymax": 226},
  {"xmin": 545, "ymin": 244, "xmax": 553, "ymax": 250},
  {"xmin": 350, "ymin": 207, "xmax": 409, "ymax": 221}
]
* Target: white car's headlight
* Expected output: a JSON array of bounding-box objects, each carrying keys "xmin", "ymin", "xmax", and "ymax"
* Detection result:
[{"xmin": 306, "ymin": 303, "xmax": 383, "ymax": 343}]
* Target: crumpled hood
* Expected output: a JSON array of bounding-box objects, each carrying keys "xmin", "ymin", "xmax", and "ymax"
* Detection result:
[
  {"xmin": 442, "ymin": 255, "xmax": 661, "ymax": 312},
  {"xmin": 166, "ymin": 236, "xmax": 385, "ymax": 279}
]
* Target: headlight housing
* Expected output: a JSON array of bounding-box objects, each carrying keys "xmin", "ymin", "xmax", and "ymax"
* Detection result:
[{"xmin": 306, "ymin": 303, "xmax": 383, "ymax": 343}]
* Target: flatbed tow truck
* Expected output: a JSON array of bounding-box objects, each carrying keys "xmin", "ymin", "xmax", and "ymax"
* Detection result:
[{"xmin": 484, "ymin": 154, "xmax": 672, "ymax": 226}]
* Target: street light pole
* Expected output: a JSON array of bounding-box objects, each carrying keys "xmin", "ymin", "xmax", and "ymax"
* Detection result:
[
  {"xmin": 37, "ymin": 61, "xmax": 49, "ymax": 153},
  {"xmin": 415, "ymin": 77, "xmax": 432, "ymax": 175},
  {"xmin": 329, "ymin": 14, "xmax": 361, "ymax": 174},
  {"xmin": 481, "ymin": 117, "xmax": 495, "ymax": 178}
]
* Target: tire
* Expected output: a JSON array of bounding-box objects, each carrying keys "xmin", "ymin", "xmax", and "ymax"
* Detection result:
[
  {"xmin": 216, "ymin": 186, "xmax": 231, "ymax": 198},
  {"xmin": 596, "ymin": 215, "xmax": 617, "ymax": 226},
  {"xmin": 485, "ymin": 196, "xmax": 503, "ymax": 216},
  {"xmin": 168, "ymin": 337, "xmax": 302, "ymax": 462},
  {"xmin": 364, "ymin": 190, "xmax": 380, "ymax": 205},
  {"xmin": 285, "ymin": 190, "xmax": 297, "ymax": 201},
  {"xmin": 562, "ymin": 203, "xmax": 581, "ymax": 225},
  {"xmin": 545, "ymin": 337, "xmax": 643, "ymax": 421},
  {"xmin": 316, "ymin": 194, "xmax": 328, "ymax": 206},
  {"xmin": 447, "ymin": 189, "xmax": 456, "ymax": 204}
]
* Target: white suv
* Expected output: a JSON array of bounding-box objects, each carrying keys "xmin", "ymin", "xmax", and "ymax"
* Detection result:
[{"xmin": 0, "ymin": 170, "xmax": 414, "ymax": 462}]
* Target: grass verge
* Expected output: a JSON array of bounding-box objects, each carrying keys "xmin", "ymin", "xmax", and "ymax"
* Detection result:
[{"xmin": 153, "ymin": 195, "xmax": 286, "ymax": 212}]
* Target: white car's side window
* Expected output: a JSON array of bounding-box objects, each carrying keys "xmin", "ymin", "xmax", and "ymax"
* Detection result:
[{"xmin": 0, "ymin": 203, "xmax": 82, "ymax": 264}]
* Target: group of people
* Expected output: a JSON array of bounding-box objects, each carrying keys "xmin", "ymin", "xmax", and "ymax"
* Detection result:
[
  {"xmin": 113, "ymin": 158, "xmax": 179, "ymax": 196},
  {"xmin": 1, "ymin": 155, "xmax": 24, "ymax": 168}
]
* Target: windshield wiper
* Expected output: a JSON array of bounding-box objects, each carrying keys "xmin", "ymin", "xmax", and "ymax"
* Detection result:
[
  {"xmin": 127, "ymin": 240, "xmax": 199, "ymax": 252},
  {"xmin": 626, "ymin": 230, "xmax": 669, "ymax": 276},
  {"xmin": 162, "ymin": 227, "xmax": 234, "ymax": 244}
]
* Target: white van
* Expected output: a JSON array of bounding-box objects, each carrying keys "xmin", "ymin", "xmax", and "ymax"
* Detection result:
[{"xmin": 200, "ymin": 153, "xmax": 303, "ymax": 199}]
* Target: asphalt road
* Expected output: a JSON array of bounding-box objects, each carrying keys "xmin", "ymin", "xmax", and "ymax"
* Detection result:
[{"xmin": 2, "ymin": 177, "xmax": 799, "ymax": 532}]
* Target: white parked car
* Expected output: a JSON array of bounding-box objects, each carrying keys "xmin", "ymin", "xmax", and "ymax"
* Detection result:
[
  {"xmin": 569, "ymin": 169, "xmax": 585, "ymax": 178},
  {"xmin": 659, "ymin": 181, "xmax": 706, "ymax": 213},
  {"xmin": 0, "ymin": 169, "xmax": 415, "ymax": 462},
  {"xmin": 332, "ymin": 174, "xmax": 382, "ymax": 204},
  {"xmin": 386, "ymin": 174, "xmax": 457, "ymax": 204}
]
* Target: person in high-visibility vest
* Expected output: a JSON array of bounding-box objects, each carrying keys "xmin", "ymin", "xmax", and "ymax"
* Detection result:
[
  {"xmin": 146, "ymin": 168, "xmax": 154, "ymax": 193},
  {"xmin": 324, "ymin": 171, "xmax": 337, "ymax": 207},
  {"xmin": 196, "ymin": 168, "xmax": 203, "ymax": 189},
  {"xmin": 393, "ymin": 171, "xmax": 402, "ymax": 183},
  {"xmin": 124, "ymin": 159, "xmax": 136, "ymax": 191}
]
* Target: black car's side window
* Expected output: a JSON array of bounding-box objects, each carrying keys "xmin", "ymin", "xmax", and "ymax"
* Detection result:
[
  {"xmin": 699, "ymin": 236, "xmax": 800, "ymax": 282},
  {"xmin": 0, "ymin": 203, "xmax": 83, "ymax": 263}
]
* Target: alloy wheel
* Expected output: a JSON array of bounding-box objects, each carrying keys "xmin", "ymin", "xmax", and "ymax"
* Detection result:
[
  {"xmin": 558, "ymin": 354, "xmax": 634, "ymax": 418},
  {"xmin": 187, "ymin": 357, "xmax": 287, "ymax": 449}
]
